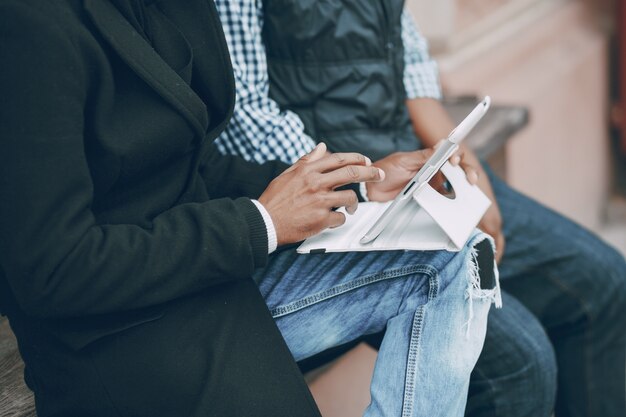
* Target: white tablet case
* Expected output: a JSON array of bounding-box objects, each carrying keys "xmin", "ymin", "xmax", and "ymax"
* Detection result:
[{"xmin": 297, "ymin": 162, "xmax": 491, "ymax": 254}]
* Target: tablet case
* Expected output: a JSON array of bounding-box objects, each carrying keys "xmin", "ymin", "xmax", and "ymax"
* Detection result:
[{"xmin": 297, "ymin": 162, "xmax": 491, "ymax": 254}]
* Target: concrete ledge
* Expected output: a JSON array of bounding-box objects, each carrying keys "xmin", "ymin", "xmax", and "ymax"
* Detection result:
[
  {"xmin": 0, "ymin": 317, "xmax": 36, "ymax": 417},
  {"xmin": 442, "ymin": 95, "xmax": 529, "ymax": 161}
]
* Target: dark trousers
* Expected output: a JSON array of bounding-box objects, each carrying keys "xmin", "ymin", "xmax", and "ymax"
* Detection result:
[{"xmin": 465, "ymin": 166, "xmax": 626, "ymax": 417}]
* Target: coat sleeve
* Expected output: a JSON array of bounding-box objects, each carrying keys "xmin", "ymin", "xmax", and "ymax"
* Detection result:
[
  {"xmin": 199, "ymin": 142, "xmax": 288, "ymax": 200},
  {"xmin": 0, "ymin": 3, "xmax": 274, "ymax": 319}
]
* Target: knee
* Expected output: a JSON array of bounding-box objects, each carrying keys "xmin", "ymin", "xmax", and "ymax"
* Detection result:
[
  {"xmin": 469, "ymin": 339, "xmax": 557, "ymax": 417},
  {"xmin": 603, "ymin": 256, "xmax": 626, "ymax": 328},
  {"xmin": 517, "ymin": 338, "xmax": 557, "ymax": 411},
  {"xmin": 586, "ymin": 244, "xmax": 626, "ymax": 323},
  {"xmin": 606, "ymin": 247, "xmax": 626, "ymax": 304},
  {"xmin": 469, "ymin": 298, "xmax": 557, "ymax": 417},
  {"xmin": 557, "ymin": 237, "xmax": 626, "ymax": 324},
  {"xmin": 502, "ymin": 326, "xmax": 556, "ymax": 402}
]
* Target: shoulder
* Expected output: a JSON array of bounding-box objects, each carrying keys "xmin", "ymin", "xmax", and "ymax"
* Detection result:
[
  {"xmin": 0, "ymin": 0, "xmax": 91, "ymax": 115},
  {"xmin": 0, "ymin": 0, "xmax": 83, "ymax": 42},
  {"xmin": 0, "ymin": 0, "xmax": 87, "ymax": 60}
]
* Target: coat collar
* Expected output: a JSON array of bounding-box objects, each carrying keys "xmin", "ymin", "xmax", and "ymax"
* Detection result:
[
  {"xmin": 155, "ymin": 0, "xmax": 236, "ymax": 139},
  {"xmin": 83, "ymin": 0, "xmax": 210, "ymax": 138}
]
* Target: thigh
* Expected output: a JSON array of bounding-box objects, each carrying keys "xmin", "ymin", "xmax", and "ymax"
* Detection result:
[
  {"xmin": 15, "ymin": 281, "xmax": 321, "ymax": 417},
  {"xmin": 486, "ymin": 169, "xmax": 626, "ymax": 417},
  {"xmin": 467, "ymin": 291, "xmax": 557, "ymax": 417},
  {"xmin": 485, "ymin": 166, "xmax": 626, "ymax": 324},
  {"xmin": 254, "ymin": 248, "xmax": 458, "ymax": 361}
]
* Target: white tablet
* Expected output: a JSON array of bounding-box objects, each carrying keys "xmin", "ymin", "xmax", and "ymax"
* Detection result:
[{"xmin": 359, "ymin": 96, "xmax": 491, "ymax": 244}]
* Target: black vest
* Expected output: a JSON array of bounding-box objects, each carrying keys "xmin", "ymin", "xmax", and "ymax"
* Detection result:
[{"xmin": 263, "ymin": 0, "xmax": 417, "ymax": 161}]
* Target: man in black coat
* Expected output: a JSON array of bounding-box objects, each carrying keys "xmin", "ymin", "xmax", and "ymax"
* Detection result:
[{"xmin": 0, "ymin": 1, "xmax": 498, "ymax": 416}]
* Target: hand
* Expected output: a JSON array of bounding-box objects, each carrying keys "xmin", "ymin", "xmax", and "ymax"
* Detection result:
[
  {"xmin": 455, "ymin": 147, "xmax": 506, "ymax": 263},
  {"xmin": 365, "ymin": 148, "xmax": 434, "ymax": 202},
  {"xmin": 429, "ymin": 141, "xmax": 480, "ymax": 192},
  {"xmin": 365, "ymin": 143, "xmax": 480, "ymax": 202},
  {"xmin": 259, "ymin": 143, "xmax": 385, "ymax": 245}
]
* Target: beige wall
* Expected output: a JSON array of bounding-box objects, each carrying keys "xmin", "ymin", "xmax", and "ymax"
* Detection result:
[{"xmin": 408, "ymin": 0, "xmax": 612, "ymax": 230}]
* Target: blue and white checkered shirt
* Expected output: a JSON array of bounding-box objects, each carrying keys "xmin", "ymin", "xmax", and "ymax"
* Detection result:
[{"xmin": 214, "ymin": 0, "xmax": 442, "ymax": 165}]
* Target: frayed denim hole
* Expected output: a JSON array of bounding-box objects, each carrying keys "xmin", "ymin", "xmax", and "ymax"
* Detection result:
[{"xmin": 464, "ymin": 236, "xmax": 503, "ymax": 337}]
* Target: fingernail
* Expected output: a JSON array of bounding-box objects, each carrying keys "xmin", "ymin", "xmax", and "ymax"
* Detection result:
[
  {"xmin": 378, "ymin": 168, "xmax": 386, "ymax": 180},
  {"xmin": 452, "ymin": 156, "xmax": 461, "ymax": 165},
  {"xmin": 364, "ymin": 156, "xmax": 372, "ymax": 166},
  {"xmin": 470, "ymin": 171, "xmax": 478, "ymax": 183}
]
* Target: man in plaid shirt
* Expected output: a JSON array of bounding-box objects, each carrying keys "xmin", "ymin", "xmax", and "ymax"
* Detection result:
[
  {"xmin": 214, "ymin": 3, "xmax": 440, "ymax": 164},
  {"xmin": 214, "ymin": 2, "xmax": 626, "ymax": 417}
]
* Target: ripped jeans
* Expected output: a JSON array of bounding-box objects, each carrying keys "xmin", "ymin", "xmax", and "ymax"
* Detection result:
[{"xmin": 253, "ymin": 232, "xmax": 501, "ymax": 417}]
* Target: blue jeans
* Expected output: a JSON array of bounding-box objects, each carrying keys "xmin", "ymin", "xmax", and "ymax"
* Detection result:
[
  {"xmin": 254, "ymin": 232, "xmax": 500, "ymax": 417},
  {"xmin": 465, "ymin": 166, "xmax": 626, "ymax": 417}
]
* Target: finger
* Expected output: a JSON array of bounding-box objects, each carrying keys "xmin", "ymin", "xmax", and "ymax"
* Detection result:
[
  {"xmin": 459, "ymin": 157, "xmax": 479, "ymax": 185},
  {"xmin": 284, "ymin": 143, "xmax": 327, "ymax": 173},
  {"xmin": 494, "ymin": 233, "xmax": 505, "ymax": 264},
  {"xmin": 450, "ymin": 149, "xmax": 464, "ymax": 166},
  {"xmin": 396, "ymin": 148, "xmax": 436, "ymax": 172},
  {"xmin": 307, "ymin": 142, "xmax": 327, "ymax": 163},
  {"xmin": 326, "ymin": 190, "xmax": 359, "ymax": 215},
  {"xmin": 308, "ymin": 152, "xmax": 372, "ymax": 174},
  {"xmin": 320, "ymin": 164, "xmax": 384, "ymax": 189},
  {"xmin": 327, "ymin": 210, "xmax": 347, "ymax": 229},
  {"xmin": 478, "ymin": 217, "xmax": 496, "ymax": 238}
]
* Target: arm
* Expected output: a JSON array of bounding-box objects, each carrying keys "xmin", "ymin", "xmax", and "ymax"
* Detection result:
[
  {"xmin": 200, "ymin": 142, "xmax": 288, "ymax": 200},
  {"xmin": 402, "ymin": 9, "xmax": 443, "ymax": 102},
  {"xmin": 0, "ymin": 5, "xmax": 273, "ymax": 318},
  {"xmin": 213, "ymin": 0, "xmax": 316, "ymax": 165},
  {"xmin": 402, "ymin": 11, "xmax": 506, "ymax": 261},
  {"xmin": 401, "ymin": 8, "xmax": 452, "ymax": 144}
]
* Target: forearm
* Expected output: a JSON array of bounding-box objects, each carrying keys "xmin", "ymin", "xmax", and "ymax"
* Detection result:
[
  {"xmin": 214, "ymin": 100, "xmax": 316, "ymax": 165},
  {"xmin": 200, "ymin": 142, "xmax": 289, "ymax": 200},
  {"xmin": 406, "ymin": 97, "xmax": 456, "ymax": 148},
  {"xmin": 406, "ymin": 97, "xmax": 485, "ymax": 166},
  {"xmin": 214, "ymin": 0, "xmax": 316, "ymax": 165},
  {"xmin": 0, "ymin": 199, "xmax": 267, "ymax": 319},
  {"xmin": 401, "ymin": 10, "xmax": 455, "ymax": 149}
]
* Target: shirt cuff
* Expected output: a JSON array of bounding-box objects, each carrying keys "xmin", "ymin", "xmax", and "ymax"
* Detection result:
[
  {"xmin": 251, "ymin": 200, "xmax": 278, "ymax": 254},
  {"xmin": 359, "ymin": 182, "xmax": 370, "ymax": 202}
]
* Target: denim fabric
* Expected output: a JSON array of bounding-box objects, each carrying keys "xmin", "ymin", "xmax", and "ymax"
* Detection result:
[
  {"xmin": 466, "ymin": 166, "xmax": 626, "ymax": 417},
  {"xmin": 254, "ymin": 233, "xmax": 499, "ymax": 417},
  {"xmin": 466, "ymin": 291, "xmax": 557, "ymax": 416}
]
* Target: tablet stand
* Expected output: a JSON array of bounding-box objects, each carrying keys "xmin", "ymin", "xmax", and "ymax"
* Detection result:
[{"xmin": 412, "ymin": 161, "xmax": 491, "ymax": 250}]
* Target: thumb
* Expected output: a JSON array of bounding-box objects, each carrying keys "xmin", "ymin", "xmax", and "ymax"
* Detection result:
[{"xmin": 402, "ymin": 148, "xmax": 435, "ymax": 171}]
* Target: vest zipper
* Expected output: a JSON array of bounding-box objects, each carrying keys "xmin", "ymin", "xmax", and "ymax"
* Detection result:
[{"xmin": 380, "ymin": 0, "xmax": 394, "ymax": 61}]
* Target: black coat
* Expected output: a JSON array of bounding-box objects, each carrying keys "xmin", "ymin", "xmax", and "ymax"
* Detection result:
[{"xmin": 0, "ymin": 0, "xmax": 321, "ymax": 415}]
